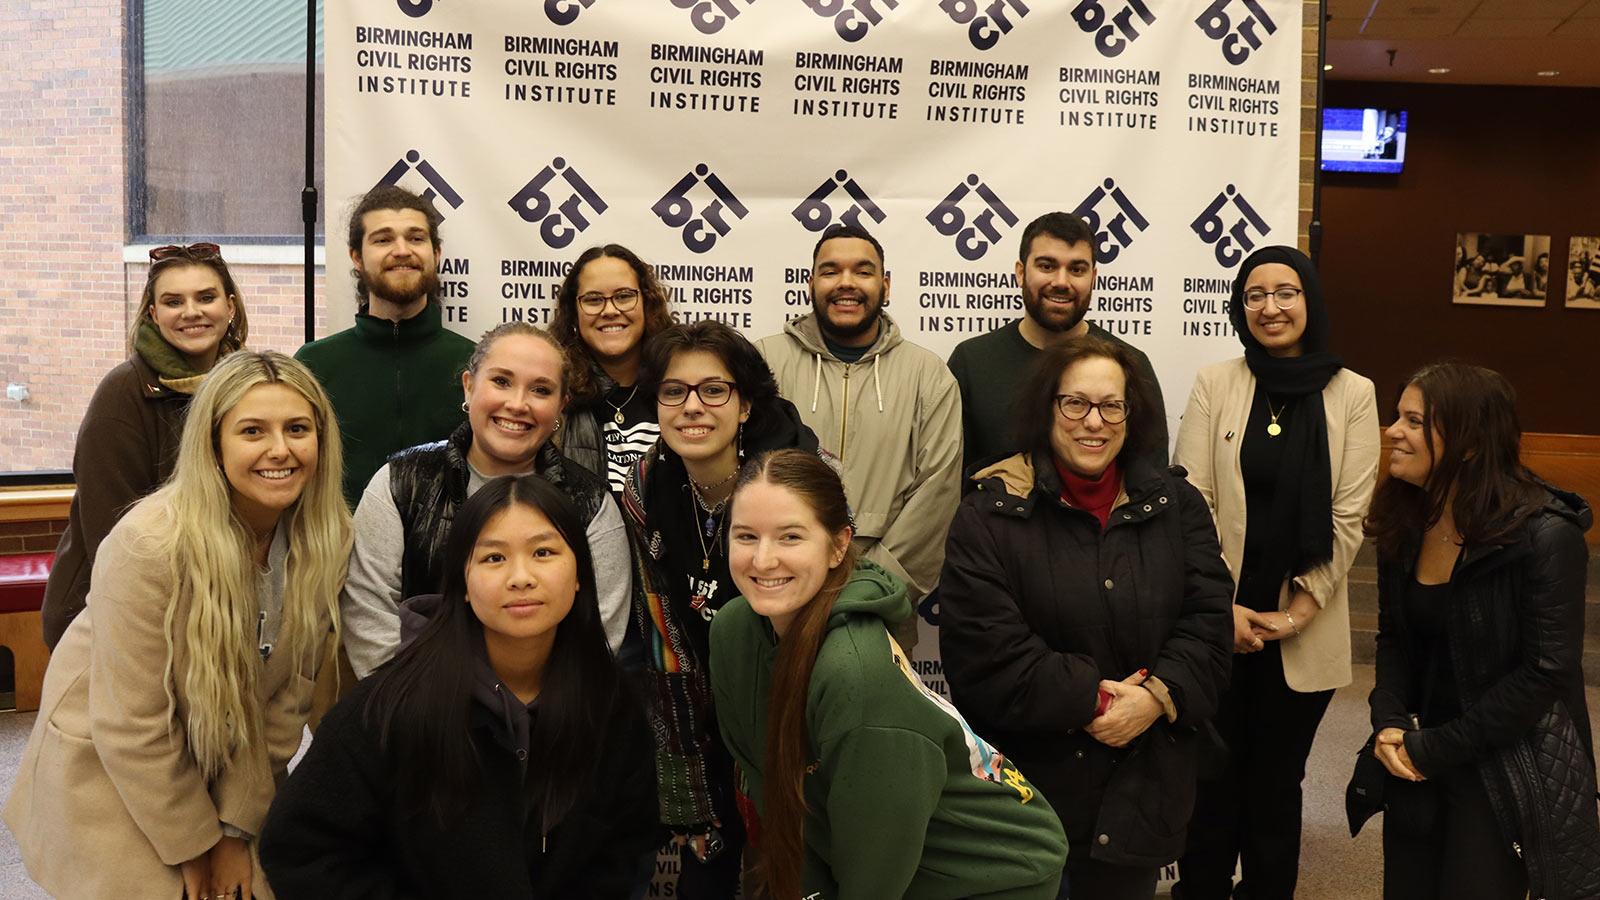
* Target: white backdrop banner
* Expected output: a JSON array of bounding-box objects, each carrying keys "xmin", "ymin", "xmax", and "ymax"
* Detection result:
[{"xmin": 327, "ymin": 1, "xmax": 1304, "ymax": 890}]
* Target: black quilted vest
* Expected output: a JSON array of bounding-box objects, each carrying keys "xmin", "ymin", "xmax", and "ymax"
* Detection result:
[{"xmin": 387, "ymin": 422, "xmax": 609, "ymax": 600}]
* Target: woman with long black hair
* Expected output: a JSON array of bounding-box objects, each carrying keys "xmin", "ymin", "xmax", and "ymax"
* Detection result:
[
  {"xmin": 1364, "ymin": 363, "xmax": 1600, "ymax": 900},
  {"xmin": 260, "ymin": 474, "xmax": 660, "ymax": 898}
]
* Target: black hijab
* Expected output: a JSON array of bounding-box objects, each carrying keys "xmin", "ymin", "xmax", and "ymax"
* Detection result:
[{"xmin": 1227, "ymin": 245, "xmax": 1343, "ymax": 599}]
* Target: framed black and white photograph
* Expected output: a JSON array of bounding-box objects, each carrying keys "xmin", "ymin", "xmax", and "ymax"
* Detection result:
[
  {"xmin": 1566, "ymin": 237, "xmax": 1600, "ymax": 309},
  {"xmin": 1452, "ymin": 232, "xmax": 1550, "ymax": 307}
]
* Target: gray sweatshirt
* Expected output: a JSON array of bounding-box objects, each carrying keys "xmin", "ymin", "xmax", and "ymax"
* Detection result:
[{"xmin": 340, "ymin": 462, "xmax": 634, "ymax": 678}]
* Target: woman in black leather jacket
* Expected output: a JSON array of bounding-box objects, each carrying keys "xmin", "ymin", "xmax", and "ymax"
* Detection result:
[{"xmin": 1365, "ymin": 362, "xmax": 1600, "ymax": 900}]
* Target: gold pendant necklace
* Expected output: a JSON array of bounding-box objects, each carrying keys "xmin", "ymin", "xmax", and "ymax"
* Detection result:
[
  {"xmin": 1266, "ymin": 396, "xmax": 1287, "ymax": 437},
  {"xmin": 606, "ymin": 384, "xmax": 639, "ymax": 425}
]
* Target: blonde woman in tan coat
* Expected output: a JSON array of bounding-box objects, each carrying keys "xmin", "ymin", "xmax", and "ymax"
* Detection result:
[
  {"xmin": 1171, "ymin": 247, "xmax": 1379, "ymax": 900},
  {"xmin": 4, "ymin": 351, "xmax": 351, "ymax": 900}
]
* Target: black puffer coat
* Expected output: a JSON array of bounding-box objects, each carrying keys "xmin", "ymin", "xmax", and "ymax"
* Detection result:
[
  {"xmin": 938, "ymin": 451, "xmax": 1234, "ymax": 868},
  {"xmin": 1371, "ymin": 485, "xmax": 1600, "ymax": 899}
]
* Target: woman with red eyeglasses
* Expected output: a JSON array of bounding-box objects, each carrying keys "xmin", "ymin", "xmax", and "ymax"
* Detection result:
[{"xmin": 42, "ymin": 243, "xmax": 249, "ymax": 649}]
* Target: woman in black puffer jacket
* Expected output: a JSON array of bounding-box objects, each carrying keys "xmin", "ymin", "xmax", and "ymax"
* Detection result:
[
  {"xmin": 939, "ymin": 334, "xmax": 1234, "ymax": 900},
  {"xmin": 1365, "ymin": 362, "xmax": 1600, "ymax": 900}
]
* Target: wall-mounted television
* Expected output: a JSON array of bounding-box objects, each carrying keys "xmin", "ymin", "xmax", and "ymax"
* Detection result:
[{"xmin": 1321, "ymin": 107, "xmax": 1407, "ymax": 174}]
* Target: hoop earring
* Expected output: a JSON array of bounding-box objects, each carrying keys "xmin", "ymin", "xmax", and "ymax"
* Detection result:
[{"xmin": 460, "ymin": 401, "xmax": 469, "ymax": 413}]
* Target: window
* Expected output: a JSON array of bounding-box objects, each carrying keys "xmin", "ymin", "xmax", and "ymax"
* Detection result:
[{"xmin": 130, "ymin": 0, "xmax": 325, "ymax": 242}]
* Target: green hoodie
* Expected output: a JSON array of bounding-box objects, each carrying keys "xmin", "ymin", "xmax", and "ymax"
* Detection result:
[{"xmin": 710, "ymin": 561, "xmax": 1067, "ymax": 900}]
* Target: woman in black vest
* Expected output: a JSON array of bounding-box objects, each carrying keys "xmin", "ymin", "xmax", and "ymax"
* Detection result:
[
  {"xmin": 1364, "ymin": 363, "xmax": 1600, "ymax": 900},
  {"xmin": 262, "ymin": 474, "xmax": 660, "ymax": 898},
  {"xmin": 551, "ymin": 244, "xmax": 674, "ymax": 498},
  {"xmin": 340, "ymin": 321, "xmax": 632, "ymax": 678}
]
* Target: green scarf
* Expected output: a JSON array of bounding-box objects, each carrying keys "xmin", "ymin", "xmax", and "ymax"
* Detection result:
[{"xmin": 133, "ymin": 318, "xmax": 211, "ymax": 395}]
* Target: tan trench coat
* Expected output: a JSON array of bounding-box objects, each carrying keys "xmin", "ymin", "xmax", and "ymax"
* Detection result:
[
  {"xmin": 4, "ymin": 499, "xmax": 328, "ymax": 899},
  {"xmin": 1174, "ymin": 357, "xmax": 1380, "ymax": 693}
]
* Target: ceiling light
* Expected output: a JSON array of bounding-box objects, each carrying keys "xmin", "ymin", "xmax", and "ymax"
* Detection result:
[
  {"xmin": 1427, "ymin": 67, "xmax": 1451, "ymax": 74},
  {"xmin": 1537, "ymin": 70, "xmax": 1560, "ymax": 77}
]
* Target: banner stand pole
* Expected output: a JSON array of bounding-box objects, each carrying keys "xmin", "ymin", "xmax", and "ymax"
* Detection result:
[{"xmin": 301, "ymin": 0, "xmax": 319, "ymax": 344}]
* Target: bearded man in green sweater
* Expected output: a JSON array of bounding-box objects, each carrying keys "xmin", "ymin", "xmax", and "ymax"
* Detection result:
[{"xmin": 296, "ymin": 186, "xmax": 475, "ymax": 506}]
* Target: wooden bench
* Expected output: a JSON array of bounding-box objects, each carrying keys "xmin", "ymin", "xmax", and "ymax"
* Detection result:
[{"xmin": 0, "ymin": 552, "xmax": 53, "ymax": 712}]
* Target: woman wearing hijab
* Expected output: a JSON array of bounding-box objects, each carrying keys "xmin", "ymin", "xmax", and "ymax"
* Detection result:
[{"xmin": 1172, "ymin": 246, "xmax": 1380, "ymax": 900}]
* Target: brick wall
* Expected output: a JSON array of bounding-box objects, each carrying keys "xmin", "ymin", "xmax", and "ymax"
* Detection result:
[
  {"xmin": 0, "ymin": 519, "xmax": 65, "ymax": 556},
  {"xmin": 0, "ymin": 1, "xmax": 328, "ymax": 473}
]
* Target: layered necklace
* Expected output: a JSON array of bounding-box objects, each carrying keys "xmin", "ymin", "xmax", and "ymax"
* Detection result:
[{"xmin": 688, "ymin": 467, "xmax": 737, "ymax": 574}]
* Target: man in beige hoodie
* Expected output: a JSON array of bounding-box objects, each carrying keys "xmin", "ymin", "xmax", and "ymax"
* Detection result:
[{"xmin": 756, "ymin": 223, "xmax": 963, "ymax": 654}]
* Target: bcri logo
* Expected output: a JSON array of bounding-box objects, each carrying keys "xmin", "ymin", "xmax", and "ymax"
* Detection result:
[
  {"xmin": 652, "ymin": 164, "xmax": 749, "ymax": 254},
  {"xmin": 1190, "ymin": 184, "xmax": 1270, "ymax": 267},
  {"xmin": 396, "ymin": 0, "xmax": 432, "ymax": 17},
  {"xmin": 1194, "ymin": 0, "xmax": 1279, "ymax": 66},
  {"xmin": 669, "ymin": 0, "xmax": 754, "ymax": 36},
  {"xmin": 1070, "ymin": 0, "xmax": 1157, "ymax": 59},
  {"xmin": 801, "ymin": 0, "xmax": 900, "ymax": 43},
  {"xmin": 545, "ymin": 0, "xmax": 597, "ymax": 26},
  {"xmin": 1072, "ymin": 177, "xmax": 1149, "ymax": 265},
  {"xmin": 508, "ymin": 157, "xmax": 608, "ymax": 250},
  {"xmin": 376, "ymin": 150, "xmax": 464, "ymax": 220},
  {"xmin": 792, "ymin": 170, "xmax": 887, "ymax": 233},
  {"xmin": 939, "ymin": 0, "xmax": 1030, "ymax": 52},
  {"xmin": 925, "ymin": 174, "xmax": 1018, "ymax": 261}
]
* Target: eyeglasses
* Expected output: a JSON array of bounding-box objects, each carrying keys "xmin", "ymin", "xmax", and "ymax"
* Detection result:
[
  {"xmin": 149, "ymin": 242, "xmax": 222, "ymax": 262},
  {"xmin": 658, "ymin": 379, "xmax": 737, "ymax": 408},
  {"xmin": 577, "ymin": 288, "xmax": 641, "ymax": 315},
  {"xmin": 1241, "ymin": 287, "xmax": 1304, "ymax": 310},
  {"xmin": 1055, "ymin": 395, "xmax": 1129, "ymax": 424}
]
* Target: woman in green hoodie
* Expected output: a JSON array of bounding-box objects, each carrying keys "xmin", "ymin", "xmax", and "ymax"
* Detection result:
[
  {"xmin": 41, "ymin": 243, "xmax": 249, "ymax": 648},
  {"xmin": 711, "ymin": 449, "xmax": 1067, "ymax": 900}
]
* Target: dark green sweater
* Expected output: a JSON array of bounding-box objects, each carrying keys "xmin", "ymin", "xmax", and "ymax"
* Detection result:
[
  {"xmin": 711, "ymin": 562, "xmax": 1067, "ymax": 900},
  {"xmin": 947, "ymin": 319, "xmax": 1167, "ymax": 477},
  {"xmin": 294, "ymin": 301, "xmax": 474, "ymax": 506}
]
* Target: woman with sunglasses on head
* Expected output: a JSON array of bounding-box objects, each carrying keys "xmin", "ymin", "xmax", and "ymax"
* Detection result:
[
  {"xmin": 622, "ymin": 320, "xmax": 820, "ymax": 898},
  {"xmin": 551, "ymin": 244, "xmax": 675, "ymax": 499},
  {"xmin": 261, "ymin": 474, "xmax": 661, "ymax": 899},
  {"xmin": 5, "ymin": 351, "xmax": 349, "ymax": 900},
  {"xmin": 1364, "ymin": 364, "xmax": 1600, "ymax": 900},
  {"xmin": 340, "ymin": 322, "xmax": 632, "ymax": 679},
  {"xmin": 711, "ymin": 449, "xmax": 1068, "ymax": 900},
  {"xmin": 1169, "ymin": 246, "xmax": 1379, "ymax": 900},
  {"xmin": 939, "ymin": 334, "xmax": 1233, "ymax": 900},
  {"xmin": 41, "ymin": 242, "xmax": 249, "ymax": 649}
]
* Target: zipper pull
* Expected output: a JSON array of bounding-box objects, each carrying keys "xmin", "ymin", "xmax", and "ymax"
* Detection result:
[{"xmin": 1512, "ymin": 841, "xmax": 1522, "ymax": 858}]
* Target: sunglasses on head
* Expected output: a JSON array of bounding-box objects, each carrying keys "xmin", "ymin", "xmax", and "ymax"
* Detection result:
[{"xmin": 148, "ymin": 242, "xmax": 222, "ymax": 262}]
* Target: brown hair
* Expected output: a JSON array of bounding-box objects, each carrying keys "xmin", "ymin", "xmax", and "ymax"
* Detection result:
[
  {"xmin": 132, "ymin": 252, "xmax": 249, "ymax": 360},
  {"xmin": 345, "ymin": 185, "xmax": 445, "ymax": 307},
  {"xmin": 729, "ymin": 449, "xmax": 858, "ymax": 900},
  {"xmin": 1365, "ymin": 362, "xmax": 1543, "ymax": 559},
  {"xmin": 1013, "ymin": 334, "xmax": 1162, "ymax": 465},
  {"xmin": 551, "ymin": 244, "xmax": 675, "ymax": 403}
]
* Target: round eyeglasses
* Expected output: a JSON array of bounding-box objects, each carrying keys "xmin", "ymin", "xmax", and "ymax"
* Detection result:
[
  {"xmin": 1055, "ymin": 395, "xmax": 1129, "ymax": 424},
  {"xmin": 1241, "ymin": 287, "xmax": 1304, "ymax": 310},
  {"xmin": 577, "ymin": 288, "xmax": 641, "ymax": 315}
]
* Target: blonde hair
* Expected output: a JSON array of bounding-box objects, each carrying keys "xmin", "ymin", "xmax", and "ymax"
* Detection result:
[{"xmin": 147, "ymin": 350, "xmax": 350, "ymax": 780}]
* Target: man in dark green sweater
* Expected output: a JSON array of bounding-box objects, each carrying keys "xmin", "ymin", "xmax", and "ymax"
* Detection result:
[
  {"xmin": 295, "ymin": 186, "xmax": 475, "ymax": 506},
  {"xmin": 947, "ymin": 211, "xmax": 1167, "ymax": 478}
]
